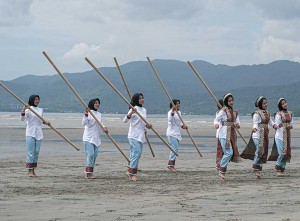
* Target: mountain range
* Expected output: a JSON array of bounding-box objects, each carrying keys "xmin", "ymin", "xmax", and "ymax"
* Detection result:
[{"xmin": 0, "ymin": 59, "xmax": 299, "ymax": 116}]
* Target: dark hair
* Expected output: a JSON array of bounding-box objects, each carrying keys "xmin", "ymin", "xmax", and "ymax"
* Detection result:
[
  {"xmin": 130, "ymin": 93, "xmax": 143, "ymax": 107},
  {"xmin": 28, "ymin": 95, "xmax": 40, "ymax": 107},
  {"xmin": 218, "ymin": 99, "xmax": 223, "ymax": 110},
  {"xmin": 170, "ymin": 99, "xmax": 180, "ymax": 108},
  {"xmin": 255, "ymin": 96, "xmax": 267, "ymax": 110},
  {"xmin": 278, "ymin": 98, "xmax": 286, "ymax": 111},
  {"xmin": 88, "ymin": 98, "xmax": 100, "ymax": 111}
]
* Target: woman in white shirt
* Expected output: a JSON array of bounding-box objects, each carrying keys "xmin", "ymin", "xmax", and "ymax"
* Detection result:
[
  {"xmin": 268, "ymin": 98, "xmax": 293, "ymax": 177},
  {"xmin": 250, "ymin": 96, "xmax": 277, "ymax": 178},
  {"xmin": 214, "ymin": 99, "xmax": 224, "ymax": 170},
  {"xmin": 215, "ymin": 93, "xmax": 242, "ymax": 180},
  {"xmin": 82, "ymin": 98, "xmax": 108, "ymax": 179},
  {"xmin": 123, "ymin": 93, "xmax": 151, "ymax": 182},
  {"xmin": 166, "ymin": 99, "xmax": 187, "ymax": 172},
  {"xmin": 21, "ymin": 95, "xmax": 49, "ymax": 177}
]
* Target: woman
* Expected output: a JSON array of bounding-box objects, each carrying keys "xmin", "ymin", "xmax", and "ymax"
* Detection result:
[
  {"xmin": 166, "ymin": 99, "xmax": 187, "ymax": 172},
  {"xmin": 251, "ymin": 96, "xmax": 277, "ymax": 178},
  {"xmin": 123, "ymin": 93, "xmax": 151, "ymax": 181},
  {"xmin": 82, "ymin": 98, "xmax": 108, "ymax": 179},
  {"xmin": 215, "ymin": 93, "xmax": 242, "ymax": 180},
  {"xmin": 214, "ymin": 99, "xmax": 224, "ymax": 170},
  {"xmin": 21, "ymin": 94, "xmax": 50, "ymax": 177},
  {"xmin": 268, "ymin": 98, "xmax": 293, "ymax": 177}
]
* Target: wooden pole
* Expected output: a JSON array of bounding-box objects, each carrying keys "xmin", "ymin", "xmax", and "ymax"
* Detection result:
[
  {"xmin": 113, "ymin": 58, "xmax": 132, "ymax": 98},
  {"xmin": 147, "ymin": 57, "xmax": 203, "ymax": 157},
  {"xmin": 42, "ymin": 51, "xmax": 130, "ymax": 163},
  {"xmin": 187, "ymin": 61, "xmax": 247, "ymax": 145},
  {"xmin": 85, "ymin": 57, "xmax": 178, "ymax": 156},
  {"xmin": 0, "ymin": 81, "xmax": 80, "ymax": 151},
  {"xmin": 114, "ymin": 57, "xmax": 155, "ymax": 157}
]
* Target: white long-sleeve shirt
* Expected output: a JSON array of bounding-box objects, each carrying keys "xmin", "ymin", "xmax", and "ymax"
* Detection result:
[
  {"xmin": 275, "ymin": 112, "xmax": 294, "ymax": 141},
  {"xmin": 252, "ymin": 111, "xmax": 275, "ymax": 139},
  {"xmin": 215, "ymin": 108, "xmax": 240, "ymax": 139},
  {"xmin": 214, "ymin": 111, "xmax": 222, "ymax": 138},
  {"xmin": 123, "ymin": 106, "xmax": 147, "ymax": 143},
  {"xmin": 166, "ymin": 110, "xmax": 183, "ymax": 141},
  {"xmin": 82, "ymin": 110, "xmax": 105, "ymax": 147},
  {"xmin": 21, "ymin": 107, "xmax": 44, "ymax": 140}
]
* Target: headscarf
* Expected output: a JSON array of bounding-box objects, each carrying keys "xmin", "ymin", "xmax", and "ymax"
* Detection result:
[
  {"xmin": 217, "ymin": 99, "xmax": 223, "ymax": 110},
  {"xmin": 255, "ymin": 96, "xmax": 266, "ymax": 110},
  {"xmin": 277, "ymin": 98, "xmax": 286, "ymax": 111},
  {"xmin": 88, "ymin": 98, "xmax": 100, "ymax": 111},
  {"xmin": 170, "ymin": 99, "xmax": 180, "ymax": 109},
  {"xmin": 223, "ymin": 93, "xmax": 233, "ymax": 108},
  {"xmin": 28, "ymin": 95, "xmax": 40, "ymax": 107},
  {"xmin": 130, "ymin": 93, "xmax": 143, "ymax": 107}
]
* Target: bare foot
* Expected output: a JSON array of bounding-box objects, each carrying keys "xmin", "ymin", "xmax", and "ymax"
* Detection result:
[
  {"xmin": 84, "ymin": 173, "xmax": 92, "ymax": 179},
  {"xmin": 32, "ymin": 169, "xmax": 37, "ymax": 177},
  {"xmin": 276, "ymin": 171, "xmax": 285, "ymax": 177},
  {"xmin": 126, "ymin": 172, "xmax": 138, "ymax": 181},
  {"xmin": 126, "ymin": 172, "xmax": 132, "ymax": 181},
  {"xmin": 28, "ymin": 170, "xmax": 36, "ymax": 177},
  {"xmin": 167, "ymin": 167, "xmax": 177, "ymax": 172},
  {"xmin": 131, "ymin": 175, "xmax": 138, "ymax": 182},
  {"xmin": 218, "ymin": 172, "xmax": 227, "ymax": 181},
  {"xmin": 255, "ymin": 171, "xmax": 261, "ymax": 179}
]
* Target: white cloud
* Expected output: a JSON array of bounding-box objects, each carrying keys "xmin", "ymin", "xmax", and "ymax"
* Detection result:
[
  {"xmin": 257, "ymin": 36, "xmax": 300, "ymax": 63},
  {"xmin": 262, "ymin": 19, "xmax": 300, "ymax": 41},
  {"xmin": 60, "ymin": 43, "xmax": 102, "ymax": 71},
  {"xmin": 59, "ymin": 37, "xmax": 121, "ymax": 72}
]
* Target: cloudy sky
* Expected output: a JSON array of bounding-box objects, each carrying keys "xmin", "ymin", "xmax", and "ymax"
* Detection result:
[{"xmin": 0, "ymin": 0, "xmax": 300, "ymax": 80}]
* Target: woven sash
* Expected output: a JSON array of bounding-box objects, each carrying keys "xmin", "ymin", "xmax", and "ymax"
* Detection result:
[
  {"xmin": 256, "ymin": 110, "xmax": 270, "ymax": 163},
  {"xmin": 223, "ymin": 108, "xmax": 236, "ymax": 147},
  {"xmin": 223, "ymin": 107, "xmax": 241, "ymax": 162},
  {"xmin": 280, "ymin": 111, "xmax": 292, "ymax": 162}
]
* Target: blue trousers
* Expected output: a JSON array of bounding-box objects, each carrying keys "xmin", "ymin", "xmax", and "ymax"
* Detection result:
[
  {"xmin": 275, "ymin": 139, "xmax": 286, "ymax": 169},
  {"xmin": 129, "ymin": 138, "xmax": 143, "ymax": 170},
  {"xmin": 84, "ymin": 141, "xmax": 99, "ymax": 173},
  {"xmin": 26, "ymin": 136, "xmax": 42, "ymax": 169},
  {"xmin": 253, "ymin": 138, "xmax": 262, "ymax": 167},
  {"xmin": 219, "ymin": 138, "xmax": 233, "ymax": 173},
  {"xmin": 168, "ymin": 136, "xmax": 179, "ymax": 165}
]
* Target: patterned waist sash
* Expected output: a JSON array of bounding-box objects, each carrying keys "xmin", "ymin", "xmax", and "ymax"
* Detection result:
[
  {"xmin": 282, "ymin": 123, "xmax": 291, "ymax": 160},
  {"xmin": 258, "ymin": 123, "xmax": 269, "ymax": 162},
  {"xmin": 221, "ymin": 107, "xmax": 241, "ymax": 163},
  {"xmin": 258, "ymin": 123, "xmax": 268, "ymax": 128}
]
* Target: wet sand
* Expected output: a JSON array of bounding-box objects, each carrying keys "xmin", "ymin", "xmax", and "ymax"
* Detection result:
[{"xmin": 0, "ymin": 114, "xmax": 300, "ymax": 221}]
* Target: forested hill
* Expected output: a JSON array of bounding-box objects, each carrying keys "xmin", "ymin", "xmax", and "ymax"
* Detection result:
[{"xmin": 1, "ymin": 60, "xmax": 299, "ymax": 116}]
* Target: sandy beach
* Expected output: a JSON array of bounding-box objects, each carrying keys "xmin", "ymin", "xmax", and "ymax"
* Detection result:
[{"xmin": 1, "ymin": 113, "xmax": 300, "ymax": 221}]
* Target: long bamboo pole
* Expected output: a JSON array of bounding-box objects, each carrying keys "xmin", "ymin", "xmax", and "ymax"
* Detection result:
[
  {"xmin": 187, "ymin": 61, "xmax": 247, "ymax": 145},
  {"xmin": 114, "ymin": 58, "xmax": 132, "ymax": 98},
  {"xmin": 42, "ymin": 51, "xmax": 130, "ymax": 163},
  {"xmin": 0, "ymin": 81, "xmax": 80, "ymax": 151},
  {"xmin": 147, "ymin": 57, "xmax": 203, "ymax": 157},
  {"xmin": 114, "ymin": 57, "xmax": 155, "ymax": 157},
  {"xmin": 85, "ymin": 57, "xmax": 178, "ymax": 156}
]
